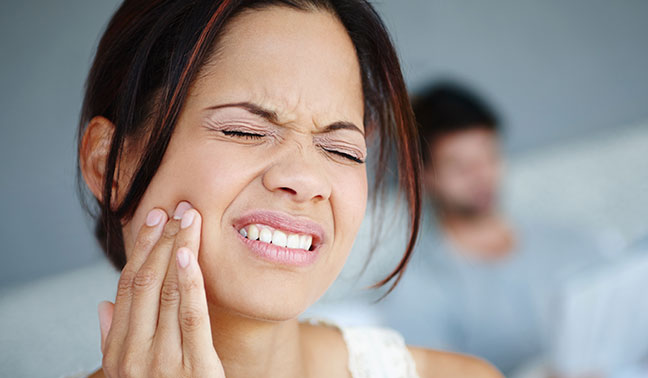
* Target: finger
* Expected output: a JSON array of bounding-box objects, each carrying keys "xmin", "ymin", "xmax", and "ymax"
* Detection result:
[
  {"xmin": 98, "ymin": 301, "xmax": 114, "ymax": 354},
  {"xmin": 105, "ymin": 208, "xmax": 166, "ymax": 351},
  {"xmin": 124, "ymin": 204, "xmax": 185, "ymax": 346},
  {"xmin": 176, "ymin": 247, "xmax": 215, "ymax": 369},
  {"xmin": 156, "ymin": 207, "xmax": 202, "ymax": 352}
]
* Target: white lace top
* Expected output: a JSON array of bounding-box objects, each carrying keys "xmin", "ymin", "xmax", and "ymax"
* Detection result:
[
  {"xmin": 301, "ymin": 317, "xmax": 419, "ymax": 378},
  {"xmin": 338, "ymin": 324, "xmax": 421, "ymax": 378}
]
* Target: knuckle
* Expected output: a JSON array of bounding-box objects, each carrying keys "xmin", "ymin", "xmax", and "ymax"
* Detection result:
[
  {"xmin": 150, "ymin": 357, "xmax": 177, "ymax": 378},
  {"xmin": 174, "ymin": 237, "xmax": 191, "ymax": 250},
  {"xmin": 133, "ymin": 268, "xmax": 158, "ymax": 291},
  {"xmin": 181, "ymin": 276, "xmax": 201, "ymax": 292},
  {"xmin": 151, "ymin": 343, "xmax": 180, "ymax": 370},
  {"xmin": 118, "ymin": 363, "xmax": 133, "ymax": 378},
  {"xmin": 160, "ymin": 278, "xmax": 180, "ymax": 306},
  {"xmin": 119, "ymin": 352, "xmax": 142, "ymax": 377},
  {"xmin": 101, "ymin": 353, "xmax": 117, "ymax": 375},
  {"xmin": 149, "ymin": 364, "xmax": 166, "ymax": 378},
  {"xmin": 117, "ymin": 270, "xmax": 136, "ymax": 297},
  {"xmin": 180, "ymin": 306, "xmax": 204, "ymax": 331},
  {"xmin": 133, "ymin": 232, "xmax": 157, "ymax": 252}
]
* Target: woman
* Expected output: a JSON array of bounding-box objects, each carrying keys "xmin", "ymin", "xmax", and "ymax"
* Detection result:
[{"xmin": 77, "ymin": 0, "xmax": 502, "ymax": 376}]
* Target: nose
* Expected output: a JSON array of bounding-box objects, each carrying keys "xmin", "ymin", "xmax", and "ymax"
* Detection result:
[{"xmin": 262, "ymin": 144, "xmax": 332, "ymax": 204}]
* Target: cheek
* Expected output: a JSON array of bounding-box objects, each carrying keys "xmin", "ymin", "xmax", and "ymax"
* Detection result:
[
  {"xmin": 122, "ymin": 141, "xmax": 257, "ymax": 260},
  {"xmin": 167, "ymin": 143, "xmax": 260, "ymax": 235},
  {"xmin": 440, "ymin": 165, "xmax": 464, "ymax": 188},
  {"xmin": 488, "ymin": 162, "xmax": 503, "ymax": 185},
  {"xmin": 330, "ymin": 166, "xmax": 368, "ymax": 256}
]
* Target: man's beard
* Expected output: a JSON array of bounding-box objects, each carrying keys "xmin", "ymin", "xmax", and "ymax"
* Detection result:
[{"xmin": 432, "ymin": 194, "xmax": 496, "ymax": 220}]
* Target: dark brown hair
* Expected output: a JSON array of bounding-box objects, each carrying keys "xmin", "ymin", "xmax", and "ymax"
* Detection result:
[
  {"xmin": 413, "ymin": 82, "xmax": 500, "ymax": 167},
  {"xmin": 76, "ymin": 0, "xmax": 421, "ymax": 293}
]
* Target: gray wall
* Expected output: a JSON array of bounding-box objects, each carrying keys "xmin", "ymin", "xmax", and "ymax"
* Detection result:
[
  {"xmin": 0, "ymin": 0, "xmax": 122, "ymax": 287},
  {"xmin": 374, "ymin": 0, "xmax": 648, "ymax": 151},
  {"xmin": 1, "ymin": 0, "xmax": 647, "ymax": 288}
]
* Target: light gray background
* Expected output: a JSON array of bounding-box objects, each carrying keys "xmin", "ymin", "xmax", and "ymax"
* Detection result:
[{"xmin": 1, "ymin": 0, "xmax": 648, "ymax": 288}]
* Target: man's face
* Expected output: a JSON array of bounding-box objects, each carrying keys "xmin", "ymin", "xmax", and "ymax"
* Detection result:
[{"xmin": 424, "ymin": 128, "xmax": 502, "ymax": 217}]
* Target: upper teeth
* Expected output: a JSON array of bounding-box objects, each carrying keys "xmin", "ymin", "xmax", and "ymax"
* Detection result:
[{"xmin": 239, "ymin": 224, "xmax": 313, "ymax": 251}]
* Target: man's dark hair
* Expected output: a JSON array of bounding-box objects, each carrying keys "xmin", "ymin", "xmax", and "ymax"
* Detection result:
[{"xmin": 412, "ymin": 82, "xmax": 499, "ymax": 165}]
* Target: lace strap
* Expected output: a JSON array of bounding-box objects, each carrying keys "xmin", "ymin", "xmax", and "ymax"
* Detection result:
[{"xmin": 339, "ymin": 325, "xmax": 420, "ymax": 378}]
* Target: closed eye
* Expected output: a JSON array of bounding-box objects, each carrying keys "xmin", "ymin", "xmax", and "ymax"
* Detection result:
[
  {"xmin": 220, "ymin": 129, "xmax": 364, "ymax": 163},
  {"xmin": 323, "ymin": 148, "xmax": 365, "ymax": 164},
  {"xmin": 222, "ymin": 130, "xmax": 265, "ymax": 139}
]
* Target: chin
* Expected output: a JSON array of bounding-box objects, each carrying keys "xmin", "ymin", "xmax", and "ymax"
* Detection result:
[
  {"xmin": 202, "ymin": 273, "xmax": 330, "ymax": 321},
  {"xmin": 209, "ymin": 288, "xmax": 307, "ymax": 321}
]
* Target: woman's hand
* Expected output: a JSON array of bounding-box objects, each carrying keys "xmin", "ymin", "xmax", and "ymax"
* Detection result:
[{"xmin": 97, "ymin": 201, "xmax": 225, "ymax": 377}]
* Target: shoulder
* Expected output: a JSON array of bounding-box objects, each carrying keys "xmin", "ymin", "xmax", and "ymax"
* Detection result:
[
  {"xmin": 304, "ymin": 320, "xmax": 421, "ymax": 377},
  {"xmin": 407, "ymin": 346, "xmax": 503, "ymax": 378}
]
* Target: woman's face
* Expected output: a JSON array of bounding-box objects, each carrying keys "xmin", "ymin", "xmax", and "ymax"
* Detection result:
[{"xmin": 121, "ymin": 7, "xmax": 368, "ymax": 320}]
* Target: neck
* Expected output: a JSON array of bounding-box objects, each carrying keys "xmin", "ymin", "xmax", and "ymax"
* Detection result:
[
  {"xmin": 441, "ymin": 208, "xmax": 499, "ymax": 229},
  {"xmin": 207, "ymin": 303, "xmax": 307, "ymax": 378},
  {"xmin": 439, "ymin": 209, "xmax": 515, "ymax": 260}
]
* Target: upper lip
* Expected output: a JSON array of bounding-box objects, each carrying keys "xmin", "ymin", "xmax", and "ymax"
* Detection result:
[{"xmin": 232, "ymin": 209, "xmax": 326, "ymax": 247}]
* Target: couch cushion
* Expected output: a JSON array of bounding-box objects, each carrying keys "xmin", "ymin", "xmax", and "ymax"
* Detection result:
[{"xmin": 0, "ymin": 260, "xmax": 119, "ymax": 377}]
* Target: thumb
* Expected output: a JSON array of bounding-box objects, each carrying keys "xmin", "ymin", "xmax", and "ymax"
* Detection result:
[{"xmin": 97, "ymin": 301, "xmax": 114, "ymax": 353}]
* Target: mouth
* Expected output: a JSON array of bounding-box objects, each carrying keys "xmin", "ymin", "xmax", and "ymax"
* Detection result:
[
  {"xmin": 238, "ymin": 224, "xmax": 314, "ymax": 251},
  {"xmin": 232, "ymin": 210, "xmax": 325, "ymax": 267}
]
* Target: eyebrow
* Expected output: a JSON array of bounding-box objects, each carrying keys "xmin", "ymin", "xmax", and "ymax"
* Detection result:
[{"xmin": 205, "ymin": 101, "xmax": 365, "ymax": 137}]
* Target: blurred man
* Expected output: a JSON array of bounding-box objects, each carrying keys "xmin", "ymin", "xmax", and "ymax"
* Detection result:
[
  {"xmin": 377, "ymin": 83, "xmax": 607, "ymax": 375},
  {"xmin": 416, "ymin": 83, "xmax": 511, "ymax": 262}
]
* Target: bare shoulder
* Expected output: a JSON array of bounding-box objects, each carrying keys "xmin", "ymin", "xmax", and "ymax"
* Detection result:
[
  {"xmin": 408, "ymin": 346, "xmax": 503, "ymax": 378},
  {"xmin": 88, "ymin": 368, "xmax": 105, "ymax": 377}
]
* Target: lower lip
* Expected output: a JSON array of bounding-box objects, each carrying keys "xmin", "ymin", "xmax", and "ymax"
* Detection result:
[{"xmin": 234, "ymin": 228, "xmax": 320, "ymax": 267}]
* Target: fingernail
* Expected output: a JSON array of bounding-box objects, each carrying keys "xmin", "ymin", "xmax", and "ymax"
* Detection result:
[
  {"xmin": 146, "ymin": 209, "xmax": 163, "ymax": 227},
  {"xmin": 173, "ymin": 201, "xmax": 192, "ymax": 220},
  {"xmin": 177, "ymin": 247, "xmax": 191, "ymax": 269},
  {"xmin": 180, "ymin": 210, "xmax": 195, "ymax": 229}
]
